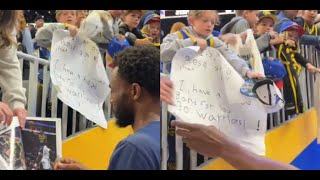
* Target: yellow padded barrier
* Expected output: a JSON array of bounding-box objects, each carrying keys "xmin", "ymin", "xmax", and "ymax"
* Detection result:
[
  {"xmin": 62, "ymin": 119, "xmax": 133, "ymax": 170},
  {"xmin": 61, "ymin": 109, "xmax": 317, "ymax": 170}
]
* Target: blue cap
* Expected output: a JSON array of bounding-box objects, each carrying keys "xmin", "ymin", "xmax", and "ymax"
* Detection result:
[
  {"xmin": 263, "ymin": 57, "xmax": 287, "ymax": 80},
  {"xmin": 107, "ymin": 38, "xmax": 131, "ymax": 58},
  {"xmin": 280, "ymin": 21, "xmax": 304, "ymax": 36}
]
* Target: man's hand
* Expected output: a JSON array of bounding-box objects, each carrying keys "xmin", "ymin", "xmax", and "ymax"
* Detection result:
[
  {"xmin": 171, "ymin": 120, "xmax": 232, "ymax": 157},
  {"xmin": 54, "ymin": 158, "xmax": 89, "ymax": 170}
]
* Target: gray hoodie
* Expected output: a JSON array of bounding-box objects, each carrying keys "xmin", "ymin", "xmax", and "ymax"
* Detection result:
[
  {"xmin": 35, "ymin": 23, "xmax": 65, "ymax": 48},
  {"xmin": 160, "ymin": 26, "xmax": 250, "ymax": 77},
  {"xmin": 220, "ymin": 16, "xmax": 270, "ymax": 53},
  {"xmin": 35, "ymin": 11, "xmax": 118, "ymax": 50}
]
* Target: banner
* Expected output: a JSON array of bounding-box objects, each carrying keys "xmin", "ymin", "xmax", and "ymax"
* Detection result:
[
  {"xmin": 50, "ymin": 11, "xmax": 110, "ymax": 128},
  {"xmin": 169, "ymin": 46, "xmax": 268, "ymax": 155}
]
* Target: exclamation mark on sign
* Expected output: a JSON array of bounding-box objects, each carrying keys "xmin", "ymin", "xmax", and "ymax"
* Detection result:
[{"xmin": 257, "ymin": 120, "xmax": 260, "ymax": 131}]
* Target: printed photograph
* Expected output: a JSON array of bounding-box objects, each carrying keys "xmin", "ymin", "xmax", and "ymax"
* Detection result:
[
  {"xmin": 22, "ymin": 119, "xmax": 58, "ymax": 170},
  {"xmin": 0, "ymin": 127, "xmax": 25, "ymax": 170}
]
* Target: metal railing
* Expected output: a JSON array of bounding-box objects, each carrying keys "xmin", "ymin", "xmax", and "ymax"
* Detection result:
[
  {"xmin": 17, "ymin": 51, "xmax": 112, "ymax": 140},
  {"xmin": 161, "ymin": 45, "xmax": 319, "ymax": 170}
]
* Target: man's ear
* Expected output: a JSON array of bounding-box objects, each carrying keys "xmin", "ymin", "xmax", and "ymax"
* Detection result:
[{"xmin": 131, "ymin": 83, "xmax": 141, "ymax": 101}]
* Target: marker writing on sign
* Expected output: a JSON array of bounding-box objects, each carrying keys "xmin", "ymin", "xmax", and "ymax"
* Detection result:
[{"xmin": 257, "ymin": 120, "xmax": 260, "ymax": 131}]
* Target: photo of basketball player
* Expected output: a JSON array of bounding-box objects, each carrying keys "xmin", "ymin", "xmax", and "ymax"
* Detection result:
[
  {"xmin": 0, "ymin": 131, "xmax": 11, "ymax": 167},
  {"xmin": 0, "ymin": 127, "xmax": 25, "ymax": 170},
  {"xmin": 22, "ymin": 119, "xmax": 58, "ymax": 170},
  {"xmin": 38, "ymin": 144, "xmax": 51, "ymax": 170},
  {"xmin": 12, "ymin": 127, "xmax": 26, "ymax": 170}
]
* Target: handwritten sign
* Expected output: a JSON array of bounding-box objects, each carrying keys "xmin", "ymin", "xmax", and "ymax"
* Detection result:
[
  {"xmin": 78, "ymin": 10, "xmax": 103, "ymax": 39},
  {"xmin": 50, "ymin": 29, "xmax": 110, "ymax": 128},
  {"xmin": 169, "ymin": 47, "xmax": 267, "ymax": 155}
]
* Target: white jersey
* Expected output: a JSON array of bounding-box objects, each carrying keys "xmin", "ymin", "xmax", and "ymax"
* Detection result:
[
  {"xmin": 41, "ymin": 145, "xmax": 51, "ymax": 169},
  {"xmin": 42, "ymin": 145, "xmax": 50, "ymax": 159}
]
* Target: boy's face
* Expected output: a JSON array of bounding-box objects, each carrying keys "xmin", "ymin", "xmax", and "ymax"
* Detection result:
[
  {"xmin": 76, "ymin": 10, "xmax": 88, "ymax": 26},
  {"xmin": 255, "ymin": 18, "xmax": 274, "ymax": 35},
  {"xmin": 303, "ymin": 10, "xmax": 318, "ymax": 23},
  {"xmin": 57, "ymin": 10, "xmax": 77, "ymax": 25},
  {"xmin": 286, "ymin": 30, "xmax": 299, "ymax": 42},
  {"xmin": 77, "ymin": 10, "xmax": 88, "ymax": 19},
  {"xmin": 124, "ymin": 11, "xmax": 142, "ymax": 29},
  {"xmin": 149, "ymin": 22, "xmax": 160, "ymax": 40},
  {"xmin": 285, "ymin": 10, "xmax": 299, "ymax": 19},
  {"xmin": 35, "ymin": 19, "xmax": 44, "ymax": 28},
  {"xmin": 245, "ymin": 10, "xmax": 259, "ymax": 28},
  {"xmin": 189, "ymin": 11, "xmax": 217, "ymax": 37}
]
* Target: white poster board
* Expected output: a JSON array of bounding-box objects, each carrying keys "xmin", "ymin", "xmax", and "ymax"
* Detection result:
[
  {"xmin": 228, "ymin": 29, "xmax": 265, "ymax": 75},
  {"xmin": 169, "ymin": 47, "xmax": 267, "ymax": 155},
  {"xmin": 50, "ymin": 11, "xmax": 109, "ymax": 128}
]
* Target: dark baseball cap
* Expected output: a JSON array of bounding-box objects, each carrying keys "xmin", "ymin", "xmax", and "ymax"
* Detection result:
[
  {"xmin": 257, "ymin": 11, "xmax": 277, "ymax": 23},
  {"xmin": 34, "ymin": 15, "xmax": 44, "ymax": 22}
]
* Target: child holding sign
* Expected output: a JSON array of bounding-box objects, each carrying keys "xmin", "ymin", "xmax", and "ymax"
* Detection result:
[
  {"xmin": 161, "ymin": 10, "xmax": 263, "ymax": 79},
  {"xmin": 161, "ymin": 10, "xmax": 263, "ymax": 170},
  {"xmin": 35, "ymin": 10, "xmax": 78, "ymax": 49}
]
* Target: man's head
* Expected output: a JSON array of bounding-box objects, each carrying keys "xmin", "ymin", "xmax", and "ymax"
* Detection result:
[
  {"xmin": 34, "ymin": 15, "xmax": 44, "ymax": 29},
  {"xmin": 110, "ymin": 45, "xmax": 160, "ymax": 128}
]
